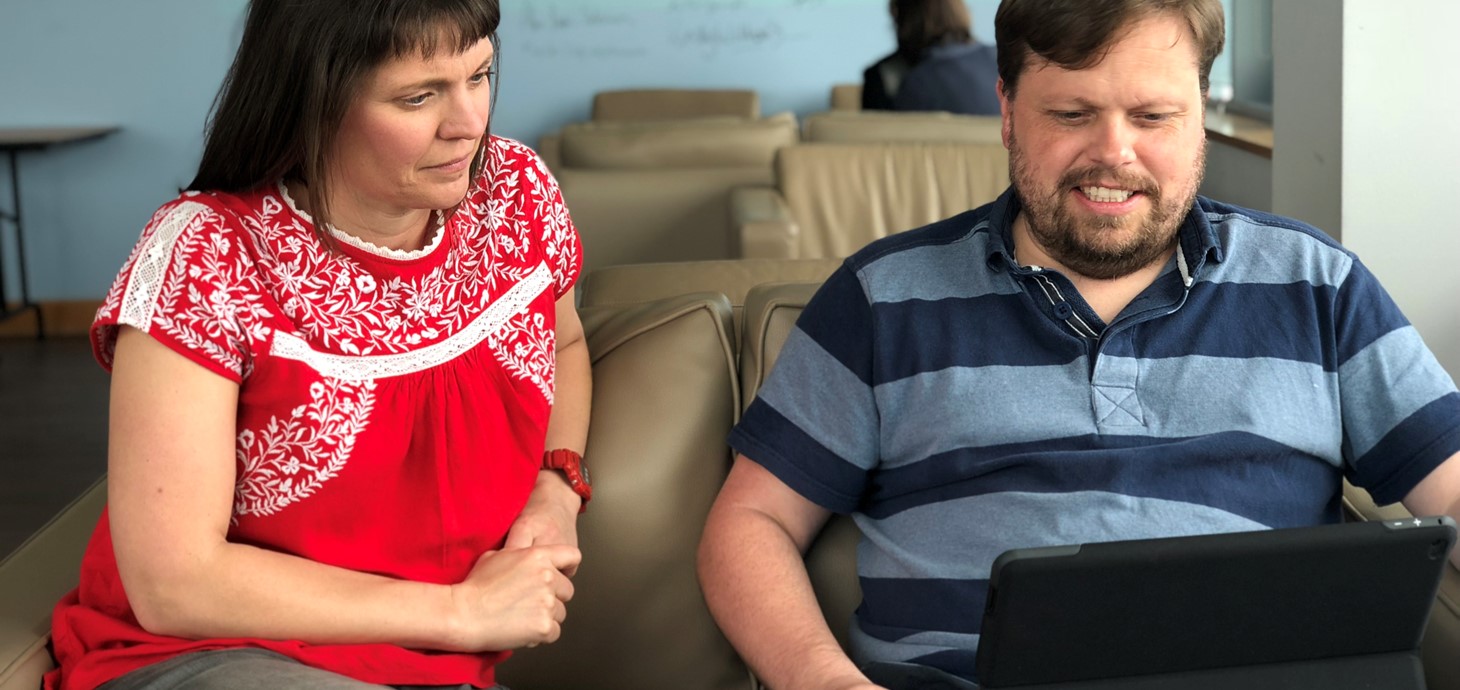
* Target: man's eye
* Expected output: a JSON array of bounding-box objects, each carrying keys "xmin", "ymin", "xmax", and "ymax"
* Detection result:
[
  {"xmin": 1054, "ymin": 111, "xmax": 1087, "ymax": 122},
  {"xmin": 403, "ymin": 93, "xmax": 429, "ymax": 106}
]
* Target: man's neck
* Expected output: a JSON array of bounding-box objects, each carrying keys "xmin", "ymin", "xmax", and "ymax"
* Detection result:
[{"xmin": 1012, "ymin": 214, "xmax": 1176, "ymax": 326}]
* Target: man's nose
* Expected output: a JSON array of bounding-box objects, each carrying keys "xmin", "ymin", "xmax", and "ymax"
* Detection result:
[{"xmin": 1086, "ymin": 117, "xmax": 1138, "ymax": 169}]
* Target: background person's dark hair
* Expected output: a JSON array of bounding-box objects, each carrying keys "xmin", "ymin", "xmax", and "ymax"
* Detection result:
[
  {"xmin": 892, "ymin": 0, "xmax": 974, "ymax": 65},
  {"xmin": 994, "ymin": 0, "xmax": 1223, "ymax": 99},
  {"xmin": 189, "ymin": 0, "xmax": 501, "ymax": 241}
]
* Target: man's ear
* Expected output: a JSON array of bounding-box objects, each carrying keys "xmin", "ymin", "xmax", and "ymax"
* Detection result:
[{"xmin": 997, "ymin": 77, "xmax": 1013, "ymax": 149}]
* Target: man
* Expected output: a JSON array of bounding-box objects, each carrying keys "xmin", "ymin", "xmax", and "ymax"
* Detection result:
[{"xmin": 696, "ymin": 0, "xmax": 1460, "ymax": 688}]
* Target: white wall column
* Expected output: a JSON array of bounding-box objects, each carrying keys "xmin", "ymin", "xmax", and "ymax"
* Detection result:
[{"xmin": 1271, "ymin": 0, "xmax": 1460, "ymax": 381}]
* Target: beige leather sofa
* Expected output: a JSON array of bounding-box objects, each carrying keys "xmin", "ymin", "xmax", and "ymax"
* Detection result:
[
  {"xmin": 802, "ymin": 111, "xmax": 1003, "ymax": 145},
  {"xmin": 538, "ymin": 114, "xmax": 799, "ymax": 274},
  {"xmin": 3, "ymin": 261, "xmax": 1458, "ymax": 690},
  {"xmin": 733, "ymin": 141, "xmax": 1010, "ymax": 260},
  {"xmin": 830, "ymin": 83, "xmax": 862, "ymax": 111},
  {"xmin": 590, "ymin": 89, "xmax": 760, "ymax": 122}
]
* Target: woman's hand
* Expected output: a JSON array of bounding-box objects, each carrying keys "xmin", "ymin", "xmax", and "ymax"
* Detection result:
[
  {"xmin": 448, "ymin": 545, "xmax": 581, "ymax": 651},
  {"xmin": 503, "ymin": 471, "xmax": 583, "ymax": 572}
]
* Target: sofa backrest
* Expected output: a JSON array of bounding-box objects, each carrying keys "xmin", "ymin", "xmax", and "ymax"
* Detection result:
[
  {"xmin": 558, "ymin": 114, "xmax": 797, "ymax": 171},
  {"xmin": 579, "ymin": 258, "xmax": 841, "ymax": 347},
  {"xmin": 802, "ymin": 111, "xmax": 1003, "ymax": 144},
  {"xmin": 547, "ymin": 115, "xmax": 800, "ymax": 273},
  {"xmin": 592, "ymin": 89, "xmax": 760, "ymax": 122},
  {"xmin": 829, "ymin": 84, "xmax": 863, "ymax": 112},
  {"xmin": 775, "ymin": 142, "xmax": 1009, "ymax": 259},
  {"xmin": 499, "ymin": 292, "xmax": 750, "ymax": 690}
]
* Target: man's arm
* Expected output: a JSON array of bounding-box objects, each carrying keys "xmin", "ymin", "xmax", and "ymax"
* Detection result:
[
  {"xmin": 1401, "ymin": 451, "xmax": 1460, "ymax": 569},
  {"xmin": 698, "ymin": 455, "xmax": 886, "ymax": 690}
]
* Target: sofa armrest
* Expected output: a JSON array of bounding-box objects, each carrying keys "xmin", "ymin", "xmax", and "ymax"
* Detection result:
[
  {"xmin": 0, "ymin": 479, "xmax": 107, "ymax": 690},
  {"xmin": 1429, "ymin": 562, "xmax": 1460, "ymax": 690},
  {"xmin": 731, "ymin": 186, "xmax": 799, "ymax": 260}
]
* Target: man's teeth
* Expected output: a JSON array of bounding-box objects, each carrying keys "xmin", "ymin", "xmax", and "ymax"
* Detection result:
[{"xmin": 1081, "ymin": 186, "xmax": 1134, "ymax": 203}]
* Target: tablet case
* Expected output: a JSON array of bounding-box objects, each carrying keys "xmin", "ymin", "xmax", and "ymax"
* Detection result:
[{"xmin": 975, "ymin": 516, "xmax": 1456, "ymax": 689}]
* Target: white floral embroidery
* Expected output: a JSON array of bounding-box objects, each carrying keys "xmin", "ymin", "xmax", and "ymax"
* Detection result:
[
  {"xmin": 96, "ymin": 138, "xmax": 574, "ymax": 521},
  {"xmin": 269, "ymin": 263, "xmax": 552, "ymax": 382},
  {"xmin": 233, "ymin": 378, "xmax": 378, "ymax": 519}
]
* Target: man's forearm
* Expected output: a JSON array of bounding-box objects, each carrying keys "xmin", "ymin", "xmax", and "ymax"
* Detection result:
[{"xmin": 698, "ymin": 504, "xmax": 876, "ymax": 690}]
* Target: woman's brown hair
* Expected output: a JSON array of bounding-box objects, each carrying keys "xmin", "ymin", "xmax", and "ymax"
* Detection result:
[
  {"xmin": 188, "ymin": 0, "xmax": 501, "ymax": 240},
  {"xmin": 892, "ymin": 0, "xmax": 974, "ymax": 65}
]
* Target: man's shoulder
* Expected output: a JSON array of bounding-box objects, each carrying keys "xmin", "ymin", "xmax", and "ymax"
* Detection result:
[
  {"xmin": 845, "ymin": 207, "xmax": 992, "ymax": 272},
  {"xmin": 827, "ymin": 205, "xmax": 1006, "ymax": 307},
  {"xmin": 1197, "ymin": 197, "xmax": 1359, "ymax": 286},
  {"xmin": 1199, "ymin": 197, "xmax": 1349, "ymax": 252}
]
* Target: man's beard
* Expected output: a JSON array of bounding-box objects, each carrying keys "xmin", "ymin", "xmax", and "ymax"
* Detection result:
[{"xmin": 1009, "ymin": 129, "xmax": 1205, "ymax": 280}]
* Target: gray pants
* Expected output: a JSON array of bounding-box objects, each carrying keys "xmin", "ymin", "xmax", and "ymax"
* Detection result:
[{"xmin": 98, "ymin": 648, "xmax": 508, "ymax": 690}]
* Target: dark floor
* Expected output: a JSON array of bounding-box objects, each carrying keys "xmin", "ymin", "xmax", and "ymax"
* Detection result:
[{"xmin": 0, "ymin": 336, "xmax": 109, "ymax": 558}]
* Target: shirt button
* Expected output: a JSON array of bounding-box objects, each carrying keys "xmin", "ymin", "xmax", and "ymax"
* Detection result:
[{"xmin": 1053, "ymin": 302, "xmax": 1074, "ymax": 320}]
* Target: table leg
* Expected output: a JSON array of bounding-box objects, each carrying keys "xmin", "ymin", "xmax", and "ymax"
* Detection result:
[{"xmin": 2, "ymin": 150, "xmax": 44, "ymax": 339}]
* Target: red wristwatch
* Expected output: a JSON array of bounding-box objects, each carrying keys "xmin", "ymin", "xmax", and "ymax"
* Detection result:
[{"xmin": 543, "ymin": 448, "xmax": 592, "ymax": 512}]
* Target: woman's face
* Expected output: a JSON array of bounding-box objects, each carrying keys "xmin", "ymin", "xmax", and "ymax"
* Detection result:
[{"xmin": 328, "ymin": 35, "xmax": 495, "ymax": 220}]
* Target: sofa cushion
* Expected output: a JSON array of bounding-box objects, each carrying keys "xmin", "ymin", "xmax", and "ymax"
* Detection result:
[
  {"xmin": 592, "ymin": 89, "xmax": 759, "ymax": 122},
  {"xmin": 559, "ymin": 113, "xmax": 798, "ymax": 170},
  {"xmin": 498, "ymin": 293, "xmax": 749, "ymax": 690}
]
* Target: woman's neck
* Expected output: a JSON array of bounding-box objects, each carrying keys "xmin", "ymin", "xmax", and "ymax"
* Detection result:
[{"xmin": 289, "ymin": 181, "xmax": 436, "ymax": 251}]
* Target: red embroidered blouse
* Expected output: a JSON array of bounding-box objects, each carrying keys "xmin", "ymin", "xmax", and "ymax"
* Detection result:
[{"xmin": 46, "ymin": 137, "xmax": 581, "ymax": 690}]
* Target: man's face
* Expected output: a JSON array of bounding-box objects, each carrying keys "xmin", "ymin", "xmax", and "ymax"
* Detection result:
[{"xmin": 999, "ymin": 13, "xmax": 1207, "ymax": 280}]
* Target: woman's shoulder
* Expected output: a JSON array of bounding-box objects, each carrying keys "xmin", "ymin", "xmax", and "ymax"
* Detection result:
[
  {"xmin": 143, "ymin": 186, "xmax": 280, "ymax": 236},
  {"xmin": 486, "ymin": 135, "xmax": 547, "ymax": 171}
]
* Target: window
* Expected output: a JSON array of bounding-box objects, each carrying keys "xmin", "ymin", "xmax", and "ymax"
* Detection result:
[{"xmin": 1228, "ymin": 0, "xmax": 1273, "ymax": 119}]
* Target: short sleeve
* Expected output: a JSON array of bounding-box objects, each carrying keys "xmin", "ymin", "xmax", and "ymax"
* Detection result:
[
  {"xmin": 1336, "ymin": 259, "xmax": 1460, "ymax": 504},
  {"xmin": 728, "ymin": 265, "xmax": 881, "ymax": 513},
  {"xmin": 91, "ymin": 196, "xmax": 266, "ymax": 383},
  {"xmin": 514, "ymin": 144, "xmax": 582, "ymax": 299}
]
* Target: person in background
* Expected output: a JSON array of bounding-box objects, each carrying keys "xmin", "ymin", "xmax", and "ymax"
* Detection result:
[
  {"xmin": 702, "ymin": 0, "xmax": 1460, "ymax": 688},
  {"xmin": 46, "ymin": 1, "xmax": 593, "ymax": 688},
  {"xmin": 862, "ymin": 0, "xmax": 1000, "ymax": 115}
]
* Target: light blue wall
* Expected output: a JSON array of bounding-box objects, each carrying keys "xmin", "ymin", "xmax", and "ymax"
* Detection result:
[{"xmin": 1, "ymin": 0, "xmax": 1231, "ymax": 301}]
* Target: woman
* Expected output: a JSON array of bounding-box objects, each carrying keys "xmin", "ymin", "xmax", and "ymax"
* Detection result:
[
  {"xmin": 862, "ymin": 0, "xmax": 999, "ymax": 115},
  {"xmin": 46, "ymin": 1, "xmax": 591, "ymax": 688}
]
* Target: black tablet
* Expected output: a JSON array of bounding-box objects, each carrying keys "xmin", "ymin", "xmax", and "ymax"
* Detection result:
[{"xmin": 975, "ymin": 517, "xmax": 1456, "ymax": 689}]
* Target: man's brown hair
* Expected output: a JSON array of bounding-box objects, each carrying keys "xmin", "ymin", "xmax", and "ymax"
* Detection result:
[{"xmin": 995, "ymin": 0, "xmax": 1224, "ymax": 98}]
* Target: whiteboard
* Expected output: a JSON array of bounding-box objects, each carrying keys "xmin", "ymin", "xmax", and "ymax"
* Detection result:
[{"xmin": 493, "ymin": 0, "xmax": 1003, "ymax": 145}]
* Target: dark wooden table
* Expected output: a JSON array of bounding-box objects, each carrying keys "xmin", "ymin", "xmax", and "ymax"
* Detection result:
[{"xmin": 0, "ymin": 126, "xmax": 119, "ymax": 338}]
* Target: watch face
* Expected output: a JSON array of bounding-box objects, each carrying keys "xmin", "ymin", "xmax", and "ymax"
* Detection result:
[{"xmin": 578, "ymin": 462, "xmax": 591, "ymax": 487}]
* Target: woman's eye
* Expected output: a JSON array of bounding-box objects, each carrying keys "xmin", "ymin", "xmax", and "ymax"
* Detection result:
[
  {"xmin": 402, "ymin": 93, "xmax": 429, "ymax": 106},
  {"xmin": 470, "ymin": 70, "xmax": 491, "ymax": 85}
]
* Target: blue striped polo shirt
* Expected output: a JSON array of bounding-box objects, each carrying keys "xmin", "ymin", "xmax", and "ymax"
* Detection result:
[{"xmin": 727, "ymin": 188, "xmax": 1460, "ymax": 684}]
